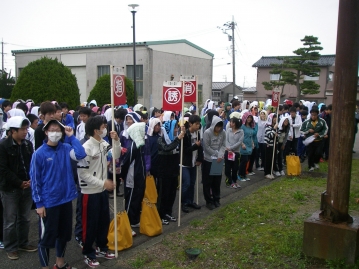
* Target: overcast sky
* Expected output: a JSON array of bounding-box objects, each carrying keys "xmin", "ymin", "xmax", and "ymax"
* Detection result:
[{"xmin": 1, "ymin": 0, "xmax": 339, "ymax": 88}]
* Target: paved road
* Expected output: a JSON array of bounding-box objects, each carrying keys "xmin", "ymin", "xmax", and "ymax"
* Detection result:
[{"xmin": 3, "ymin": 136, "xmax": 359, "ymax": 269}]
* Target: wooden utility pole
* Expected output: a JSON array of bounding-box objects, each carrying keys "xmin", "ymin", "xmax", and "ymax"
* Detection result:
[
  {"xmin": 303, "ymin": 0, "xmax": 359, "ymax": 263},
  {"xmin": 320, "ymin": 0, "xmax": 359, "ymax": 222}
]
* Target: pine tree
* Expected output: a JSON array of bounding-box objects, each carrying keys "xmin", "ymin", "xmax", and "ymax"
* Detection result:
[{"xmin": 262, "ymin": 35, "xmax": 323, "ymax": 101}]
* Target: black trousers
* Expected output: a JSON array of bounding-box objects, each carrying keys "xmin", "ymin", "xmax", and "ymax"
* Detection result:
[
  {"xmin": 323, "ymin": 137, "xmax": 330, "ymax": 160},
  {"xmin": 258, "ymin": 143, "xmax": 266, "ymax": 169},
  {"xmin": 285, "ymin": 138, "xmax": 298, "ymax": 156},
  {"xmin": 265, "ymin": 145, "xmax": 277, "ymax": 175},
  {"xmin": 82, "ymin": 192, "xmax": 110, "ymax": 259},
  {"xmin": 224, "ymin": 152, "xmax": 239, "ymax": 184},
  {"xmin": 248, "ymin": 147, "xmax": 257, "ymax": 173},
  {"xmin": 306, "ymin": 140, "xmax": 324, "ymax": 168},
  {"xmin": 277, "ymin": 143, "xmax": 284, "ymax": 172},
  {"xmin": 238, "ymin": 154, "xmax": 249, "ymax": 178},
  {"xmin": 125, "ymin": 184, "xmax": 145, "ymax": 226},
  {"xmin": 157, "ymin": 176, "xmax": 178, "ymax": 219},
  {"xmin": 202, "ymin": 160, "xmax": 222, "ymax": 204}
]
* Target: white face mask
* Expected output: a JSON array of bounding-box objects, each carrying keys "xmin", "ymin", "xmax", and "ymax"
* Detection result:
[
  {"xmin": 48, "ymin": 132, "xmax": 62, "ymax": 143},
  {"xmin": 100, "ymin": 128, "xmax": 107, "ymax": 138}
]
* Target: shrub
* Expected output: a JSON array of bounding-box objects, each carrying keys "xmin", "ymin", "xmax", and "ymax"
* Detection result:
[
  {"xmin": 11, "ymin": 57, "xmax": 80, "ymax": 109},
  {"xmin": 87, "ymin": 74, "xmax": 134, "ymax": 107}
]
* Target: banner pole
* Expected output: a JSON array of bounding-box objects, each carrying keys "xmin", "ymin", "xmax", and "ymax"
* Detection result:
[
  {"xmin": 178, "ymin": 80, "xmax": 185, "ymax": 227},
  {"xmin": 195, "ymin": 75, "xmax": 199, "ymax": 205},
  {"xmin": 110, "ymin": 65, "xmax": 118, "ymax": 258},
  {"xmin": 270, "ymin": 87, "xmax": 282, "ymax": 178}
]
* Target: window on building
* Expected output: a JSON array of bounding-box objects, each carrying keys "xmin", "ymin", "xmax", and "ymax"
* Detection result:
[
  {"xmin": 126, "ymin": 65, "xmax": 143, "ymax": 97},
  {"xmin": 98, "ymin": 65, "xmax": 110, "ymax": 78},
  {"xmin": 328, "ymin": 72, "xmax": 333, "ymax": 82},
  {"xmin": 18, "ymin": 68, "xmax": 24, "ymax": 77},
  {"xmin": 270, "ymin": 74, "xmax": 280, "ymax": 81},
  {"xmin": 198, "ymin": 84, "xmax": 203, "ymax": 105},
  {"xmin": 212, "ymin": 91, "xmax": 221, "ymax": 97},
  {"xmin": 304, "ymin": 73, "xmax": 319, "ymax": 81}
]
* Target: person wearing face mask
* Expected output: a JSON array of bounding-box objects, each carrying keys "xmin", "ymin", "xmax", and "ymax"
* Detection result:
[
  {"xmin": 77, "ymin": 115, "xmax": 120, "ymax": 267},
  {"xmin": 30, "ymin": 119, "xmax": 87, "ymax": 269}
]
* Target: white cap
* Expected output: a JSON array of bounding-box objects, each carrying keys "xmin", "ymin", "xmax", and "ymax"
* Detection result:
[
  {"xmin": 234, "ymin": 96, "xmax": 239, "ymax": 100},
  {"xmin": 6, "ymin": 116, "xmax": 30, "ymax": 128}
]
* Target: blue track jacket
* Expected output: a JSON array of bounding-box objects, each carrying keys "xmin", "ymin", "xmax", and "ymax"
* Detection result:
[{"xmin": 30, "ymin": 135, "xmax": 86, "ymax": 208}]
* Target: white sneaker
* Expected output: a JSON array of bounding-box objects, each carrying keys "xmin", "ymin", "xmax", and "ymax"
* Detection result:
[
  {"xmin": 309, "ymin": 167, "xmax": 314, "ymax": 172},
  {"xmin": 248, "ymin": 172, "xmax": 255, "ymax": 176},
  {"xmin": 257, "ymin": 167, "xmax": 264, "ymax": 171},
  {"xmin": 275, "ymin": 171, "xmax": 281, "ymax": 176},
  {"xmin": 314, "ymin": 163, "xmax": 319, "ymax": 169},
  {"xmin": 244, "ymin": 177, "xmax": 250, "ymax": 181},
  {"xmin": 131, "ymin": 223, "xmax": 140, "ymax": 228},
  {"xmin": 280, "ymin": 170, "xmax": 285, "ymax": 176},
  {"xmin": 265, "ymin": 174, "xmax": 272, "ymax": 179},
  {"xmin": 131, "ymin": 230, "xmax": 137, "ymax": 237}
]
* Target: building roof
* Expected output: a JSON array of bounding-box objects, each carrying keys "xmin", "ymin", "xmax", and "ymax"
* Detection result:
[
  {"xmin": 242, "ymin": 87, "xmax": 257, "ymax": 92},
  {"xmin": 252, "ymin": 54, "xmax": 336, "ymax": 67},
  {"xmin": 212, "ymin": 82, "xmax": 242, "ymax": 90},
  {"xmin": 11, "ymin": 39, "xmax": 214, "ymax": 57}
]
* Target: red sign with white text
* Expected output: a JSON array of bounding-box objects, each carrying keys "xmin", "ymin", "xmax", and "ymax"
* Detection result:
[
  {"xmin": 272, "ymin": 88, "xmax": 281, "ymax": 107},
  {"xmin": 181, "ymin": 75, "xmax": 197, "ymax": 102},
  {"xmin": 162, "ymin": 81, "xmax": 183, "ymax": 111},
  {"xmin": 112, "ymin": 67, "xmax": 126, "ymax": 105}
]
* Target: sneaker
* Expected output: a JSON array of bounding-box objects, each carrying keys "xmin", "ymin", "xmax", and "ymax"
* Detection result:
[
  {"xmin": 280, "ymin": 170, "xmax": 285, "ymax": 176},
  {"xmin": 165, "ymin": 214, "xmax": 177, "ymax": 222},
  {"xmin": 7, "ymin": 251, "xmax": 19, "ymax": 260},
  {"xmin": 244, "ymin": 177, "xmax": 250, "ymax": 181},
  {"xmin": 84, "ymin": 256, "xmax": 100, "ymax": 267},
  {"xmin": 95, "ymin": 248, "xmax": 115, "ymax": 259},
  {"xmin": 19, "ymin": 244, "xmax": 38, "ymax": 252},
  {"xmin": 239, "ymin": 177, "xmax": 247, "ymax": 182},
  {"xmin": 206, "ymin": 202, "xmax": 215, "ymax": 210},
  {"xmin": 181, "ymin": 204, "xmax": 190, "ymax": 213},
  {"xmin": 309, "ymin": 167, "xmax": 314, "ymax": 172},
  {"xmin": 257, "ymin": 167, "xmax": 264, "ymax": 171},
  {"xmin": 53, "ymin": 262, "xmax": 76, "ymax": 269},
  {"xmin": 265, "ymin": 174, "xmax": 272, "ymax": 179},
  {"xmin": 116, "ymin": 192, "xmax": 124, "ymax": 197},
  {"xmin": 248, "ymin": 172, "xmax": 255, "ymax": 176},
  {"xmin": 188, "ymin": 203, "xmax": 201, "ymax": 209},
  {"xmin": 131, "ymin": 230, "xmax": 137, "ymax": 237},
  {"xmin": 0, "ymin": 241, "xmax": 4, "ymax": 249},
  {"xmin": 230, "ymin": 183, "xmax": 237, "ymax": 189},
  {"xmin": 108, "ymin": 193, "xmax": 114, "ymax": 199},
  {"xmin": 274, "ymin": 171, "xmax": 281, "ymax": 176},
  {"xmin": 235, "ymin": 183, "xmax": 241, "ymax": 188},
  {"xmin": 162, "ymin": 219, "xmax": 169, "ymax": 225},
  {"xmin": 314, "ymin": 163, "xmax": 319, "ymax": 169},
  {"xmin": 131, "ymin": 223, "xmax": 140, "ymax": 228},
  {"xmin": 75, "ymin": 238, "xmax": 83, "ymax": 248},
  {"xmin": 214, "ymin": 201, "xmax": 221, "ymax": 208}
]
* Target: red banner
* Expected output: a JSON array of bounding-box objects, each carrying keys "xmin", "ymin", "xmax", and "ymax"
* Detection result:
[
  {"xmin": 162, "ymin": 81, "xmax": 183, "ymax": 111},
  {"xmin": 112, "ymin": 67, "xmax": 126, "ymax": 106},
  {"xmin": 180, "ymin": 75, "xmax": 197, "ymax": 102},
  {"xmin": 272, "ymin": 88, "xmax": 281, "ymax": 107}
]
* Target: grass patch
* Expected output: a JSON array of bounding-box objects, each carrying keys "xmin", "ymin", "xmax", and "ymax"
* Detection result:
[{"xmin": 118, "ymin": 160, "xmax": 359, "ymax": 269}]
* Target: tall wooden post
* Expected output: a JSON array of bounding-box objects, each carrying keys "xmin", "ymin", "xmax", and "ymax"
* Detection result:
[
  {"xmin": 303, "ymin": 0, "xmax": 359, "ymax": 264},
  {"xmin": 320, "ymin": 0, "xmax": 359, "ymax": 222}
]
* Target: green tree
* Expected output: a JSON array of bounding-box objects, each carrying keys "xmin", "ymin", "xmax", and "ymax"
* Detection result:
[
  {"xmin": 11, "ymin": 57, "xmax": 80, "ymax": 108},
  {"xmin": 0, "ymin": 70, "xmax": 15, "ymax": 98},
  {"xmin": 262, "ymin": 35, "xmax": 323, "ymax": 101},
  {"xmin": 87, "ymin": 74, "xmax": 134, "ymax": 108}
]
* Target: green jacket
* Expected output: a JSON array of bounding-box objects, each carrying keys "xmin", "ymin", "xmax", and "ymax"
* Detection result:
[{"xmin": 300, "ymin": 117, "xmax": 328, "ymax": 141}]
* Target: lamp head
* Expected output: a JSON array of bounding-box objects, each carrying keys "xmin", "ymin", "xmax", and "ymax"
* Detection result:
[{"xmin": 128, "ymin": 4, "xmax": 139, "ymax": 13}]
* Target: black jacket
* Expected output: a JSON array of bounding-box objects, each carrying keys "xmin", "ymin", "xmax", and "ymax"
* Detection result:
[
  {"xmin": 180, "ymin": 129, "xmax": 203, "ymax": 167},
  {"xmin": 157, "ymin": 136, "xmax": 181, "ymax": 178},
  {"xmin": 0, "ymin": 136, "xmax": 33, "ymax": 192}
]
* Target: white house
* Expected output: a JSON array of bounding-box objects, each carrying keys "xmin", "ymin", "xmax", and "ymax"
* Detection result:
[{"xmin": 12, "ymin": 39, "xmax": 214, "ymax": 108}]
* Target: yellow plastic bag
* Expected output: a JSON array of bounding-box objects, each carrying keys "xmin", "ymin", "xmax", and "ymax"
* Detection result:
[
  {"xmin": 144, "ymin": 175, "xmax": 158, "ymax": 204},
  {"xmin": 107, "ymin": 211, "xmax": 133, "ymax": 251},
  {"xmin": 140, "ymin": 198, "xmax": 162, "ymax": 236},
  {"xmin": 286, "ymin": 154, "xmax": 301, "ymax": 176}
]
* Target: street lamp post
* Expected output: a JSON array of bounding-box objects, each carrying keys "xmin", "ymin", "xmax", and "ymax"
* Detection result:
[{"xmin": 128, "ymin": 4, "xmax": 139, "ymax": 106}]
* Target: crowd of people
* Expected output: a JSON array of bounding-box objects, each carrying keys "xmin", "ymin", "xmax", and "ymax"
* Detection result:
[{"xmin": 0, "ymin": 96, "xmax": 349, "ymax": 268}]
